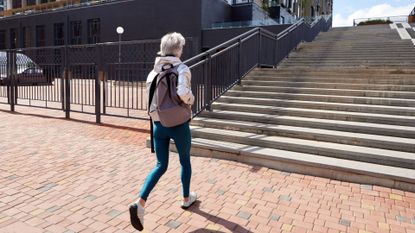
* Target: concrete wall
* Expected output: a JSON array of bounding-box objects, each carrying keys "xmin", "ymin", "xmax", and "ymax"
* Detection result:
[
  {"xmin": 202, "ymin": 24, "xmax": 290, "ymax": 49},
  {"xmin": 201, "ymin": 0, "xmax": 232, "ymax": 29},
  {"xmin": 231, "ymin": 4, "xmax": 253, "ymax": 22}
]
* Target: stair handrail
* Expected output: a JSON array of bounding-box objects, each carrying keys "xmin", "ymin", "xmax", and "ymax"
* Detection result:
[{"xmin": 184, "ymin": 14, "xmax": 332, "ymax": 116}]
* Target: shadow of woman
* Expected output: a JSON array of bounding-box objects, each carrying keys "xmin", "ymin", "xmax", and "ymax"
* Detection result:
[{"xmin": 186, "ymin": 201, "xmax": 254, "ymax": 233}]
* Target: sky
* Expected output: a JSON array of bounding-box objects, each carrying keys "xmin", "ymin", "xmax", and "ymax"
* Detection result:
[{"xmin": 333, "ymin": 0, "xmax": 415, "ymax": 27}]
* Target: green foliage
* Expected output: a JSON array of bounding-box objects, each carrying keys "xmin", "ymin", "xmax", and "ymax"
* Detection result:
[
  {"xmin": 26, "ymin": 61, "xmax": 36, "ymax": 69},
  {"xmin": 357, "ymin": 19, "xmax": 392, "ymax": 26}
]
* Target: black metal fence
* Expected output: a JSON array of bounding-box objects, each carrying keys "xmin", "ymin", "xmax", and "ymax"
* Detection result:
[
  {"xmin": 185, "ymin": 15, "xmax": 332, "ymax": 116},
  {"xmin": 0, "ymin": 38, "xmax": 194, "ymax": 121},
  {"xmin": 0, "ymin": 15, "xmax": 332, "ymax": 122}
]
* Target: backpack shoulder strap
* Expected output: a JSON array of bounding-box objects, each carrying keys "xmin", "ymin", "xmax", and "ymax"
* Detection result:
[
  {"xmin": 148, "ymin": 74, "xmax": 159, "ymax": 113},
  {"xmin": 148, "ymin": 74, "xmax": 159, "ymax": 154}
]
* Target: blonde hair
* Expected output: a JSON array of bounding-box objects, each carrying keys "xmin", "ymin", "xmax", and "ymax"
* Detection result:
[{"xmin": 158, "ymin": 32, "xmax": 186, "ymax": 57}]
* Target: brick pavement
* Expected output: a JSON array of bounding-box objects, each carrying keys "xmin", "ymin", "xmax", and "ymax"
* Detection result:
[{"xmin": 0, "ymin": 105, "xmax": 415, "ymax": 233}]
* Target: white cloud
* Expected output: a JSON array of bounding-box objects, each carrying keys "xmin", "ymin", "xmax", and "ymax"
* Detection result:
[{"xmin": 333, "ymin": 3, "xmax": 414, "ymax": 27}]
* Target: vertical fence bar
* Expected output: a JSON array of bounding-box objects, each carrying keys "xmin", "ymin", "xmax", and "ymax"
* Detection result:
[
  {"xmin": 95, "ymin": 64, "xmax": 101, "ymax": 124},
  {"xmin": 64, "ymin": 46, "xmax": 70, "ymax": 119},
  {"xmin": 237, "ymin": 38, "xmax": 242, "ymax": 85},
  {"xmin": 100, "ymin": 45, "xmax": 106, "ymax": 115},
  {"xmin": 204, "ymin": 55, "xmax": 212, "ymax": 111},
  {"xmin": 8, "ymin": 51, "xmax": 16, "ymax": 112},
  {"xmin": 61, "ymin": 48, "xmax": 66, "ymax": 111},
  {"xmin": 258, "ymin": 30, "xmax": 262, "ymax": 66}
]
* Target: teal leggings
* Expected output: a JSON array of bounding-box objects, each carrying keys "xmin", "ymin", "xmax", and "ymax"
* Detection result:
[{"xmin": 139, "ymin": 121, "xmax": 192, "ymax": 201}]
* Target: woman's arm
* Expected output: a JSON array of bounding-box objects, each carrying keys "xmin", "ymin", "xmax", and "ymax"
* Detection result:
[{"xmin": 177, "ymin": 66, "xmax": 195, "ymax": 105}]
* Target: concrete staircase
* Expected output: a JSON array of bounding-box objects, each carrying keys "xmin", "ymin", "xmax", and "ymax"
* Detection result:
[{"xmin": 188, "ymin": 25, "xmax": 415, "ymax": 191}]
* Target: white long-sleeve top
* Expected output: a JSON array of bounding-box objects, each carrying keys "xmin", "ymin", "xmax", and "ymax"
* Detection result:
[{"xmin": 146, "ymin": 56, "xmax": 195, "ymax": 121}]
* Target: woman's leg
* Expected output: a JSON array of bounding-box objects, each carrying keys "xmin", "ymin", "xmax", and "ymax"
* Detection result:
[
  {"xmin": 139, "ymin": 122, "xmax": 170, "ymax": 202},
  {"xmin": 171, "ymin": 122, "xmax": 192, "ymax": 200}
]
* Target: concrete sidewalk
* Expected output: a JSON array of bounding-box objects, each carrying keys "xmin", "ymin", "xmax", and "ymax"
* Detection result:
[{"xmin": 0, "ymin": 106, "xmax": 414, "ymax": 233}]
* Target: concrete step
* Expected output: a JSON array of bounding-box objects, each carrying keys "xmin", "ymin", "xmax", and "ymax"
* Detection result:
[
  {"xmin": 299, "ymin": 45, "xmax": 415, "ymax": 49},
  {"xmin": 295, "ymin": 49, "xmax": 415, "ymax": 53},
  {"xmin": 288, "ymin": 55, "xmax": 415, "ymax": 60},
  {"xmin": 289, "ymin": 55, "xmax": 415, "ymax": 59},
  {"xmin": 240, "ymin": 80, "xmax": 415, "ymax": 91},
  {"xmin": 217, "ymin": 96, "xmax": 415, "ymax": 116},
  {"xmin": 181, "ymin": 138, "xmax": 415, "ymax": 192},
  {"xmin": 200, "ymin": 110, "xmax": 415, "ymax": 138},
  {"xmin": 190, "ymin": 126, "xmax": 415, "ymax": 168},
  {"xmin": 226, "ymin": 90, "xmax": 415, "ymax": 107},
  {"xmin": 246, "ymin": 76, "xmax": 415, "ymax": 85},
  {"xmin": 247, "ymin": 70, "xmax": 415, "ymax": 80},
  {"xmin": 211, "ymin": 102, "xmax": 415, "ymax": 127},
  {"xmin": 233, "ymin": 85, "xmax": 415, "ymax": 99},
  {"xmin": 280, "ymin": 61, "xmax": 415, "ymax": 65},
  {"xmin": 253, "ymin": 67, "xmax": 415, "ymax": 74},
  {"xmin": 279, "ymin": 64, "xmax": 415, "ymax": 68},
  {"xmin": 191, "ymin": 118, "xmax": 415, "ymax": 153},
  {"xmin": 302, "ymin": 42, "xmax": 413, "ymax": 46}
]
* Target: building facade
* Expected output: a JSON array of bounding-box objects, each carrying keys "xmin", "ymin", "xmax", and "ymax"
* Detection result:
[{"xmin": 0, "ymin": 0, "xmax": 332, "ymax": 51}]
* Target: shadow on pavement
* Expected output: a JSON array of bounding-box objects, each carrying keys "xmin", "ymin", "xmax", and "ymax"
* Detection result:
[{"xmin": 187, "ymin": 201, "xmax": 254, "ymax": 233}]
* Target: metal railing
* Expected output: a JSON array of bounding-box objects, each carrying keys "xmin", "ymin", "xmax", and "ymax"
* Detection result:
[
  {"xmin": 185, "ymin": 15, "xmax": 332, "ymax": 116},
  {"xmin": 353, "ymin": 15, "xmax": 408, "ymax": 26},
  {"xmin": 0, "ymin": 15, "xmax": 332, "ymax": 122},
  {"xmin": 0, "ymin": 38, "xmax": 194, "ymax": 121}
]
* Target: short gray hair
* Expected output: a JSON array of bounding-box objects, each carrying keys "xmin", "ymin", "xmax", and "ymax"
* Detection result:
[{"xmin": 158, "ymin": 32, "xmax": 186, "ymax": 57}]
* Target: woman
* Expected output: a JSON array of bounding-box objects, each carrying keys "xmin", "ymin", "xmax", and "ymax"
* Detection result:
[{"xmin": 129, "ymin": 32, "xmax": 197, "ymax": 231}]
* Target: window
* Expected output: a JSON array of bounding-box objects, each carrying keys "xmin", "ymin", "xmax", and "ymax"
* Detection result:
[
  {"xmin": 12, "ymin": 0, "xmax": 21, "ymax": 8},
  {"xmin": 21, "ymin": 27, "xmax": 31, "ymax": 48},
  {"xmin": 24, "ymin": 27, "xmax": 32, "ymax": 48},
  {"xmin": 0, "ymin": 30, "xmax": 6, "ymax": 49},
  {"xmin": 87, "ymin": 18, "xmax": 100, "ymax": 44},
  {"xmin": 10, "ymin": 28, "xmax": 17, "ymax": 49},
  {"xmin": 53, "ymin": 23, "xmax": 65, "ymax": 46},
  {"xmin": 36, "ymin": 25, "xmax": 45, "ymax": 47},
  {"xmin": 27, "ymin": 0, "xmax": 36, "ymax": 6},
  {"xmin": 70, "ymin": 21, "xmax": 82, "ymax": 45}
]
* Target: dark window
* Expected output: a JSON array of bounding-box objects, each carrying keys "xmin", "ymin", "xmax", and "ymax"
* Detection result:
[
  {"xmin": 27, "ymin": 0, "xmax": 36, "ymax": 6},
  {"xmin": 10, "ymin": 28, "xmax": 17, "ymax": 49},
  {"xmin": 0, "ymin": 30, "xmax": 6, "ymax": 49},
  {"xmin": 87, "ymin": 18, "xmax": 100, "ymax": 44},
  {"xmin": 21, "ymin": 27, "xmax": 26, "ymax": 48},
  {"xmin": 54, "ymin": 23, "xmax": 65, "ymax": 46},
  {"xmin": 36, "ymin": 25, "xmax": 46, "ymax": 47},
  {"xmin": 70, "ymin": 21, "xmax": 82, "ymax": 45},
  {"xmin": 24, "ymin": 26, "xmax": 32, "ymax": 48},
  {"xmin": 12, "ymin": 0, "xmax": 21, "ymax": 8},
  {"xmin": 40, "ymin": 0, "xmax": 48, "ymax": 3}
]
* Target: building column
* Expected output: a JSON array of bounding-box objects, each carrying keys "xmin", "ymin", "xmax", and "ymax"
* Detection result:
[
  {"xmin": 22, "ymin": 0, "xmax": 27, "ymax": 7},
  {"xmin": 6, "ymin": 0, "xmax": 13, "ymax": 10}
]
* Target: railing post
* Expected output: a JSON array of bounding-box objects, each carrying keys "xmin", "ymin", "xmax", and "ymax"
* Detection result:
[
  {"xmin": 95, "ymin": 63, "xmax": 101, "ymax": 124},
  {"xmin": 204, "ymin": 54, "xmax": 212, "ymax": 111},
  {"xmin": 258, "ymin": 29, "xmax": 262, "ymax": 67},
  {"xmin": 7, "ymin": 51, "xmax": 15, "ymax": 112},
  {"xmin": 99, "ymin": 44, "xmax": 106, "ymax": 115},
  {"xmin": 237, "ymin": 38, "xmax": 242, "ymax": 85},
  {"xmin": 61, "ymin": 47, "xmax": 65, "ymax": 111},
  {"xmin": 274, "ymin": 36, "xmax": 278, "ymax": 68},
  {"xmin": 64, "ymin": 45, "xmax": 71, "ymax": 119}
]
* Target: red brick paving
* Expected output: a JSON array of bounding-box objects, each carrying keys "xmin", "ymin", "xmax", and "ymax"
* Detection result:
[{"xmin": 1, "ymin": 105, "xmax": 415, "ymax": 233}]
